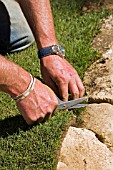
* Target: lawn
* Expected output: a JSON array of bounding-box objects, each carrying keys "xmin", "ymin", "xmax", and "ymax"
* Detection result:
[{"xmin": 0, "ymin": 0, "xmax": 111, "ymax": 169}]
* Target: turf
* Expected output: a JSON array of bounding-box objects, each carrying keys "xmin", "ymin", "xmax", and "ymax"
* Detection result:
[{"xmin": 0, "ymin": 0, "xmax": 111, "ymax": 169}]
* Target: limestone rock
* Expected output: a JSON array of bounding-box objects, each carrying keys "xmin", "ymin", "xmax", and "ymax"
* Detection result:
[
  {"xmin": 83, "ymin": 47, "xmax": 113, "ymax": 104},
  {"xmin": 57, "ymin": 162, "xmax": 68, "ymax": 170},
  {"xmin": 57, "ymin": 127, "xmax": 113, "ymax": 170},
  {"xmin": 78, "ymin": 103, "xmax": 113, "ymax": 152},
  {"xmin": 93, "ymin": 15, "xmax": 113, "ymax": 54}
]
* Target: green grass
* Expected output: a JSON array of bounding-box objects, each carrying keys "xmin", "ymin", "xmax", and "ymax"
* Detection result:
[{"xmin": 0, "ymin": 0, "xmax": 111, "ymax": 169}]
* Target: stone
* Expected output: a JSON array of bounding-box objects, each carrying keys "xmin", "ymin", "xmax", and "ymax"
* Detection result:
[
  {"xmin": 57, "ymin": 127, "xmax": 113, "ymax": 170},
  {"xmin": 57, "ymin": 162, "xmax": 68, "ymax": 170},
  {"xmin": 77, "ymin": 103, "xmax": 113, "ymax": 152},
  {"xmin": 93, "ymin": 15, "xmax": 113, "ymax": 54},
  {"xmin": 57, "ymin": 12, "xmax": 113, "ymax": 170},
  {"xmin": 83, "ymin": 48, "xmax": 113, "ymax": 104}
]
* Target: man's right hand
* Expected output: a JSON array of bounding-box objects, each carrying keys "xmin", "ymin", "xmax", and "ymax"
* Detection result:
[
  {"xmin": 16, "ymin": 78, "xmax": 58, "ymax": 125},
  {"xmin": 0, "ymin": 55, "xmax": 58, "ymax": 125}
]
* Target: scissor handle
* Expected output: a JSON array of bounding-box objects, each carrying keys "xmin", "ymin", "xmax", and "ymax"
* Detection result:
[{"xmin": 44, "ymin": 84, "xmax": 56, "ymax": 94}]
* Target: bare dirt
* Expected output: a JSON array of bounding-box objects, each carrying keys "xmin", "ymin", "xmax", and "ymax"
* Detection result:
[
  {"xmin": 82, "ymin": 0, "xmax": 113, "ymax": 54},
  {"xmin": 83, "ymin": 0, "xmax": 113, "ymax": 12}
]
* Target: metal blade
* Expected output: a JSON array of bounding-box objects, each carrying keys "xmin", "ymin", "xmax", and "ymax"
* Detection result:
[
  {"xmin": 68, "ymin": 103, "xmax": 88, "ymax": 109},
  {"xmin": 56, "ymin": 97, "xmax": 88, "ymax": 110}
]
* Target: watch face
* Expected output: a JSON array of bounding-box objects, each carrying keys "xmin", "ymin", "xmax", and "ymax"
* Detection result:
[
  {"xmin": 60, "ymin": 45, "xmax": 65, "ymax": 57},
  {"xmin": 52, "ymin": 45, "xmax": 65, "ymax": 57},
  {"xmin": 51, "ymin": 45, "xmax": 58, "ymax": 54}
]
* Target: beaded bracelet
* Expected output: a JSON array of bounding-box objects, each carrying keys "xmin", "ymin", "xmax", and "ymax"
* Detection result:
[{"xmin": 13, "ymin": 74, "xmax": 36, "ymax": 102}]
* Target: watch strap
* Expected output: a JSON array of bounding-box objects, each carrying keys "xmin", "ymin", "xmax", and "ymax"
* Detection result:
[
  {"xmin": 38, "ymin": 44, "xmax": 65, "ymax": 59},
  {"xmin": 38, "ymin": 45, "xmax": 55, "ymax": 59}
]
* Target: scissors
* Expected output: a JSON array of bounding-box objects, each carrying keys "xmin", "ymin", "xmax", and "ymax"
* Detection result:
[
  {"xmin": 56, "ymin": 97, "xmax": 88, "ymax": 110},
  {"xmin": 44, "ymin": 84, "xmax": 88, "ymax": 110}
]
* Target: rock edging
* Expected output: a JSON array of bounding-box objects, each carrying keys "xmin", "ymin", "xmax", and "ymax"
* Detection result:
[{"xmin": 57, "ymin": 14, "xmax": 113, "ymax": 170}]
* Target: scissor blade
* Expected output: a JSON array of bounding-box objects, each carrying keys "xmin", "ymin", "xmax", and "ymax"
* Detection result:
[
  {"xmin": 68, "ymin": 103, "xmax": 88, "ymax": 109},
  {"xmin": 56, "ymin": 97, "xmax": 88, "ymax": 110}
]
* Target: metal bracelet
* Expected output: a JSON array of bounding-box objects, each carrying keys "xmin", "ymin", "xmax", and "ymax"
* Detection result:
[{"xmin": 13, "ymin": 74, "xmax": 36, "ymax": 102}]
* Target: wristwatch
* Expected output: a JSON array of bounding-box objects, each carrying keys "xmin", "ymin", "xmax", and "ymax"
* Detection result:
[{"xmin": 38, "ymin": 44, "xmax": 65, "ymax": 59}]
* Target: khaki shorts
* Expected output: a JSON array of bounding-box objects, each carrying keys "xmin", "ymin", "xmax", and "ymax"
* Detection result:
[{"xmin": 0, "ymin": 0, "xmax": 34, "ymax": 54}]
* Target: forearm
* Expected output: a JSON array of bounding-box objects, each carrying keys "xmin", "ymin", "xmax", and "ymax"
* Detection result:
[
  {"xmin": 17, "ymin": 0, "xmax": 57, "ymax": 49},
  {"xmin": 0, "ymin": 55, "xmax": 31, "ymax": 97}
]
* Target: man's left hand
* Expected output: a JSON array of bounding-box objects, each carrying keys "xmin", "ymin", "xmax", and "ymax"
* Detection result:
[{"xmin": 40, "ymin": 55, "xmax": 84, "ymax": 101}]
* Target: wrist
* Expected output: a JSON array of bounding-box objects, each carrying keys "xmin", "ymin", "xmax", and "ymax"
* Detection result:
[
  {"xmin": 12, "ymin": 74, "xmax": 36, "ymax": 102},
  {"xmin": 0, "ymin": 69, "xmax": 31, "ymax": 98},
  {"xmin": 38, "ymin": 44, "xmax": 65, "ymax": 59}
]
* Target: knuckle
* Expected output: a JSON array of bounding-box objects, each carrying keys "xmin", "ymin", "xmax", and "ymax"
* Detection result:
[
  {"xmin": 74, "ymin": 92, "xmax": 79, "ymax": 97},
  {"xmin": 46, "ymin": 107, "xmax": 53, "ymax": 114},
  {"xmin": 29, "ymin": 116, "xmax": 38, "ymax": 122},
  {"xmin": 79, "ymin": 85, "xmax": 85, "ymax": 92},
  {"xmin": 62, "ymin": 93, "xmax": 68, "ymax": 99},
  {"xmin": 57, "ymin": 75, "xmax": 67, "ymax": 83},
  {"xmin": 40, "ymin": 113, "xmax": 45, "ymax": 119},
  {"xmin": 46, "ymin": 101, "xmax": 58, "ymax": 113},
  {"xmin": 26, "ymin": 116, "xmax": 37, "ymax": 125},
  {"xmin": 72, "ymin": 88, "xmax": 79, "ymax": 95},
  {"xmin": 72, "ymin": 91, "xmax": 79, "ymax": 98},
  {"xmin": 28, "ymin": 112, "xmax": 45, "ymax": 123}
]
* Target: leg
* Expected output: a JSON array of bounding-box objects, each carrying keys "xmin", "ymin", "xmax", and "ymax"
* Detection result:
[{"xmin": 0, "ymin": 0, "xmax": 34, "ymax": 54}]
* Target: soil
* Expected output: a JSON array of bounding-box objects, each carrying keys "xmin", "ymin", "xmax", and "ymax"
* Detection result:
[
  {"xmin": 83, "ymin": 0, "xmax": 113, "ymax": 12},
  {"xmin": 82, "ymin": 0, "xmax": 113, "ymax": 54},
  {"xmin": 82, "ymin": 0, "xmax": 113, "ymax": 103}
]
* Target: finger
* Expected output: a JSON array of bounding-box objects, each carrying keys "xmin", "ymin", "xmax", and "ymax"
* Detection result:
[
  {"xmin": 75, "ymin": 73, "xmax": 85, "ymax": 98},
  {"xmin": 43, "ymin": 109, "xmax": 55, "ymax": 121},
  {"xmin": 44, "ymin": 85, "xmax": 58, "ymax": 109},
  {"xmin": 35, "ymin": 117, "xmax": 45, "ymax": 124},
  {"xmin": 69, "ymin": 79, "xmax": 79, "ymax": 99},
  {"xmin": 58, "ymin": 81, "xmax": 68, "ymax": 102},
  {"xmin": 44, "ymin": 76, "xmax": 60, "ymax": 97},
  {"xmin": 41, "ymin": 99, "xmax": 58, "ymax": 122}
]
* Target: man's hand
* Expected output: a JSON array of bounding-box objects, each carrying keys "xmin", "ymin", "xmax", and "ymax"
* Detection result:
[
  {"xmin": 40, "ymin": 55, "xmax": 84, "ymax": 101},
  {"xmin": 16, "ymin": 79, "xmax": 58, "ymax": 125},
  {"xmin": 0, "ymin": 55, "xmax": 58, "ymax": 125},
  {"xmin": 17, "ymin": 0, "xmax": 84, "ymax": 102}
]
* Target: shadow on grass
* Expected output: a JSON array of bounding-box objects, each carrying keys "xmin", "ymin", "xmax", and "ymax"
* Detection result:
[{"xmin": 0, "ymin": 115, "xmax": 31, "ymax": 138}]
